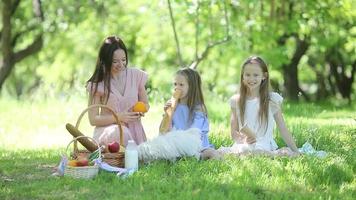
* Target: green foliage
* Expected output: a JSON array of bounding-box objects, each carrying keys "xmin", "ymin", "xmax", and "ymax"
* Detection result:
[{"xmin": 1, "ymin": 0, "xmax": 355, "ymax": 101}]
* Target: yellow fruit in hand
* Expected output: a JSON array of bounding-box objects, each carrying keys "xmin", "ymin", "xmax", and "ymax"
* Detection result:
[{"xmin": 133, "ymin": 101, "xmax": 147, "ymax": 113}]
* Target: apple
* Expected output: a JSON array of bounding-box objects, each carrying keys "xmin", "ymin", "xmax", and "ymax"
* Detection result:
[
  {"xmin": 76, "ymin": 158, "xmax": 89, "ymax": 167},
  {"xmin": 108, "ymin": 141, "xmax": 120, "ymax": 153}
]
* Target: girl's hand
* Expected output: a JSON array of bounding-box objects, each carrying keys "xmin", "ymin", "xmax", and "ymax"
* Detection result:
[
  {"xmin": 163, "ymin": 100, "xmax": 172, "ymax": 112},
  {"xmin": 117, "ymin": 112, "xmax": 141, "ymax": 123},
  {"xmin": 240, "ymin": 125, "xmax": 256, "ymax": 144},
  {"xmin": 244, "ymin": 136, "xmax": 256, "ymax": 144},
  {"xmin": 237, "ymin": 131, "xmax": 256, "ymax": 144},
  {"xmin": 233, "ymin": 131, "xmax": 245, "ymax": 144}
]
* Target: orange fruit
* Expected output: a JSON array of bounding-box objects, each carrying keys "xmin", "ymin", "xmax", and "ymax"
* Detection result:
[
  {"xmin": 133, "ymin": 101, "xmax": 147, "ymax": 113},
  {"xmin": 68, "ymin": 160, "xmax": 77, "ymax": 167}
]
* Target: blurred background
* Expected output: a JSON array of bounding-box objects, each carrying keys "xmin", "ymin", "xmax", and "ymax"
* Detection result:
[
  {"xmin": 1, "ymin": 2, "xmax": 355, "ymax": 198},
  {"xmin": 0, "ymin": 0, "xmax": 354, "ymax": 103}
]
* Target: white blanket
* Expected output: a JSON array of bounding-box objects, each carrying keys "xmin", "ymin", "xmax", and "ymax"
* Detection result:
[
  {"xmin": 138, "ymin": 128, "xmax": 202, "ymax": 162},
  {"xmin": 218, "ymin": 142, "xmax": 327, "ymax": 158}
]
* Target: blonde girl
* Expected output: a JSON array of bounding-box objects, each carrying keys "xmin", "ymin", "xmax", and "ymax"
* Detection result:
[
  {"xmin": 161, "ymin": 68, "xmax": 218, "ymax": 159},
  {"xmin": 221, "ymin": 56, "xmax": 299, "ymax": 156}
]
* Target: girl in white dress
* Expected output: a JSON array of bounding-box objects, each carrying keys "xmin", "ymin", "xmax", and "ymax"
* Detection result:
[{"xmin": 219, "ymin": 56, "xmax": 299, "ymax": 156}]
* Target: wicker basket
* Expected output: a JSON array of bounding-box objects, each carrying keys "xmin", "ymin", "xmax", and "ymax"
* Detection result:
[
  {"xmin": 64, "ymin": 136, "xmax": 100, "ymax": 179},
  {"xmin": 72, "ymin": 104, "xmax": 125, "ymax": 167}
]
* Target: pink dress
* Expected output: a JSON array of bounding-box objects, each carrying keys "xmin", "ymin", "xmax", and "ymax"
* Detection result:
[{"xmin": 86, "ymin": 68, "xmax": 148, "ymax": 146}]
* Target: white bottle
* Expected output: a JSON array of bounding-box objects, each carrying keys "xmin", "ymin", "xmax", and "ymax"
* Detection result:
[{"xmin": 125, "ymin": 140, "xmax": 138, "ymax": 170}]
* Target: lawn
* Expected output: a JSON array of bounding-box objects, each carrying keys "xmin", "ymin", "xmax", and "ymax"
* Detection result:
[{"xmin": 0, "ymin": 96, "xmax": 355, "ymax": 200}]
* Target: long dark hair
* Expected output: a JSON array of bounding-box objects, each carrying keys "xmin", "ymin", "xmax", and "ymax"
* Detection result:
[
  {"xmin": 238, "ymin": 56, "xmax": 270, "ymax": 130},
  {"xmin": 87, "ymin": 36, "xmax": 128, "ymax": 104},
  {"xmin": 176, "ymin": 68, "xmax": 207, "ymax": 124}
]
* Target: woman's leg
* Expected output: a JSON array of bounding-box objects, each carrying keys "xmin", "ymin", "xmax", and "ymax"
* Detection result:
[{"xmin": 93, "ymin": 124, "xmax": 133, "ymax": 147}]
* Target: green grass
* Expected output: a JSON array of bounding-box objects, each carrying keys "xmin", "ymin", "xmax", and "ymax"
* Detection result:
[{"xmin": 0, "ymin": 97, "xmax": 355, "ymax": 199}]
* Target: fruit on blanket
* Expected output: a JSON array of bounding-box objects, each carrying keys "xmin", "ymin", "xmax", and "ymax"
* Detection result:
[
  {"xmin": 133, "ymin": 101, "xmax": 147, "ymax": 113},
  {"xmin": 76, "ymin": 157, "xmax": 89, "ymax": 166},
  {"xmin": 108, "ymin": 141, "xmax": 120, "ymax": 153},
  {"xmin": 68, "ymin": 160, "xmax": 77, "ymax": 167}
]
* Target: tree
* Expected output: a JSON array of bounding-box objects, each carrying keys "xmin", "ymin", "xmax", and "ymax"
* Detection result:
[
  {"xmin": 326, "ymin": 41, "xmax": 355, "ymax": 104},
  {"xmin": 0, "ymin": 0, "xmax": 44, "ymax": 91},
  {"xmin": 272, "ymin": 1, "xmax": 311, "ymax": 101},
  {"xmin": 278, "ymin": 34, "xmax": 310, "ymax": 101},
  {"xmin": 167, "ymin": 0, "xmax": 231, "ymax": 69}
]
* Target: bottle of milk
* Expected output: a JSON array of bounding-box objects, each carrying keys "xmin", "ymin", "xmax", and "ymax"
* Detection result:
[{"xmin": 125, "ymin": 140, "xmax": 138, "ymax": 171}]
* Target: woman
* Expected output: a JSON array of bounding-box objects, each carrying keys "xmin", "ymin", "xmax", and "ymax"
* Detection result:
[{"xmin": 86, "ymin": 35, "xmax": 149, "ymax": 146}]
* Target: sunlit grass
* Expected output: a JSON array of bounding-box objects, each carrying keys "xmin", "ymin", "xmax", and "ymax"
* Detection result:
[{"xmin": 0, "ymin": 97, "xmax": 355, "ymax": 199}]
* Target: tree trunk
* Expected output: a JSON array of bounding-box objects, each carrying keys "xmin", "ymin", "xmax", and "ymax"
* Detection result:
[
  {"xmin": 0, "ymin": 0, "xmax": 43, "ymax": 91},
  {"xmin": 315, "ymin": 72, "xmax": 328, "ymax": 101},
  {"xmin": 0, "ymin": 0, "xmax": 14, "ymax": 91},
  {"xmin": 327, "ymin": 73, "xmax": 337, "ymax": 96},
  {"xmin": 327, "ymin": 48, "xmax": 355, "ymax": 104},
  {"xmin": 281, "ymin": 37, "xmax": 309, "ymax": 101},
  {"xmin": 308, "ymin": 57, "xmax": 329, "ymax": 101}
]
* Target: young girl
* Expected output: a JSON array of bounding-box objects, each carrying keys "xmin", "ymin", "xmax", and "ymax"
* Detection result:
[
  {"xmin": 86, "ymin": 35, "xmax": 149, "ymax": 147},
  {"xmin": 220, "ymin": 56, "xmax": 299, "ymax": 156},
  {"xmin": 161, "ymin": 68, "xmax": 218, "ymax": 159}
]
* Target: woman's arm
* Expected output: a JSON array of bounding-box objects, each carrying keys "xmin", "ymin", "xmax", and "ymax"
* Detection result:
[
  {"xmin": 274, "ymin": 110, "xmax": 299, "ymax": 152},
  {"xmin": 138, "ymin": 87, "xmax": 150, "ymax": 111},
  {"xmin": 138, "ymin": 75, "xmax": 150, "ymax": 111},
  {"xmin": 88, "ymin": 95, "xmax": 117, "ymax": 126},
  {"xmin": 88, "ymin": 95, "xmax": 140, "ymax": 126}
]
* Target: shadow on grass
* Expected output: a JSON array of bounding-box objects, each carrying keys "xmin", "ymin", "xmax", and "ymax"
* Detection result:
[{"xmin": 1, "ymin": 149, "xmax": 354, "ymax": 199}]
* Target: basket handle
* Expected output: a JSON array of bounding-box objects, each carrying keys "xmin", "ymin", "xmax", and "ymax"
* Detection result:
[
  {"xmin": 66, "ymin": 136, "xmax": 102, "ymax": 159},
  {"xmin": 73, "ymin": 104, "xmax": 124, "ymax": 151}
]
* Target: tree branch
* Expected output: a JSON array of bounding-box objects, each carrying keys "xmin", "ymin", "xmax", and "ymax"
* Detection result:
[
  {"xmin": 194, "ymin": 1, "xmax": 200, "ymax": 60},
  {"xmin": 11, "ymin": 25, "xmax": 39, "ymax": 46},
  {"xmin": 13, "ymin": 0, "xmax": 44, "ymax": 63},
  {"xmin": 167, "ymin": 0, "xmax": 184, "ymax": 67},
  {"xmin": 189, "ymin": 1, "xmax": 231, "ymax": 69},
  {"xmin": 351, "ymin": 60, "xmax": 356, "ymax": 81},
  {"xmin": 1, "ymin": 0, "xmax": 13, "ymax": 59},
  {"xmin": 33, "ymin": 0, "xmax": 44, "ymax": 21},
  {"xmin": 189, "ymin": 38, "xmax": 230, "ymax": 69},
  {"xmin": 13, "ymin": 35, "xmax": 43, "ymax": 63},
  {"xmin": 277, "ymin": 32, "xmax": 298, "ymax": 45},
  {"xmin": 291, "ymin": 36, "xmax": 309, "ymax": 67},
  {"xmin": 0, "ymin": 0, "xmax": 10, "ymax": 40},
  {"xmin": 288, "ymin": 1, "xmax": 294, "ymax": 20},
  {"xmin": 11, "ymin": 0, "xmax": 21, "ymax": 16},
  {"xmin": 270, "ymin": 0, "xmax": 275, "ymax": 20}
]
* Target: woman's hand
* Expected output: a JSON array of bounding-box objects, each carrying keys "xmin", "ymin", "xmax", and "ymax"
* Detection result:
[{"xmin": 116, "ymin": 112, "xmax": 141, "ymax": 123}]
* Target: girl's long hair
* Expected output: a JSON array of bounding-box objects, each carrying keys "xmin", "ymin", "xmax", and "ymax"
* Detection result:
[
  {"xmin": 238, "ymin": 56, "xmax": 270, "ymax": 131},
  {"xmin": 86, "ymin": 36, "xmax": 128, "ymax": 104},
  {"xmin": 176, "ymin": 68, "xmax": 207, "ymax": 124}
]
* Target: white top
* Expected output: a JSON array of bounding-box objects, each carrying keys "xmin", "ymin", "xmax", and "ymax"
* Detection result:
[{"xmin": 230, "ymin": 92, "xmax": 283, "ymax": 151}]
